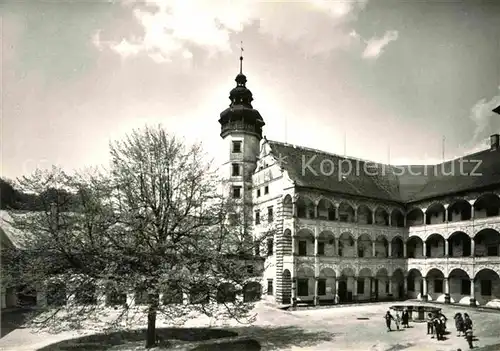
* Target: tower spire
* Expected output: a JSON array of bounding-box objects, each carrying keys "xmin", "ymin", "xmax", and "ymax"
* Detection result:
[{"xmin": 239, "ymin": 41, "xmax": 244, "ymax": 74}]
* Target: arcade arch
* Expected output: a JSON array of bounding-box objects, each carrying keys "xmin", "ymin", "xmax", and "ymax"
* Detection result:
[
  {"xmin": 448, "ymin": 231, "xmax": 471, "ymax": 257},
  {"xmin": 474, "ymin": 193, "xmax": 500, "ymax": 219},
  {"xmin": 474, "ymin": 229, "xmax": 500, "ymax": 257},
  {"xmin": 357, "ymin": 205, "xmax": 372, "ymax": 225},
  {"xmin": 425, "ymin": 268, "xmax": 445, "ymax": 301},
  {"xmin": 407, "ymin": 269, "xmax": 423, "ymax": 299},
  {"xmin": 425, "ymin": 233, "xmax": 446, "ymax": 258},
  {"xmin": 406, "ymin": 208, "xmax": 424, "ymax": 226},
  {"xmin": 338, "ymin": 202, "xmax": 355, "ymax": 223},
  {"xmin": 317, "ymin": 198, "xmax": 336, "ymax": 220},
  {"xmin": 425, "ymin": 203, "xmax": 446, "ymax": 225},
  {"xmin": 391, "ymin": 209, "xmax": 405, "ymax": 227},
  {"xmin": 407, "ymin": 236, "xmax": 423, "ymax": 258},
  {"xmin": 374, "ymin": 208, "xmax": 389, "ymax": 226},
  {"xmin": 338, "ymin": 232, "xmax": 355, "ymax": 257},
  {"xmin": 448, "ymin": 199, "xmax": 472, "ymax": 222}
]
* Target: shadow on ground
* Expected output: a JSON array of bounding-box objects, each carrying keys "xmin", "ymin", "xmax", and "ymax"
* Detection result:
[
  {"xmin": 475, "ymin": 343, "xmax": 500, "ymax": 351},
  {"xmin": 1, "ymin": 308, "xmax": 41, "ymax": 338},
  {"xmin": 36, "ymin": 326, "xmax": 335, "ymax": 351}
]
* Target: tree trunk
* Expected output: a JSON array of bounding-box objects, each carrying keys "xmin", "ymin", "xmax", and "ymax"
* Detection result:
[
  {"xmin": 146, "ymin": 304, "xmax": 157, "ymax": 348},
  {"xmin": 145, "ymin": 293, "xmax": 158, "ymax": 348}
]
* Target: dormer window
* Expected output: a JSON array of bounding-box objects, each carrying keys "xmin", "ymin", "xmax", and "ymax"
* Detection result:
[{"xmin": 232, "ymin": 141, "xmax": 242, "ymax": 153}]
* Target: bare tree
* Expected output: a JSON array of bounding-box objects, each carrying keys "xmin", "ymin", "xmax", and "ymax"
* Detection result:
[{"xmin": 4, "ymin": 126, "xmax": 275, "ymax": 348}]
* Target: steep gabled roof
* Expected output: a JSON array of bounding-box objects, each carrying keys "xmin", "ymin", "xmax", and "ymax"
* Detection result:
[
  {"xmin": 267, "ymin": 140, "xmax": 500, "ymax": 204},
  {"xmin": 404, "ymin": 148, "xmax": 500, "ymax": 202},
  {"xmin": 268, "ymin": 141, "xmax": 403, "ymax": 202}
]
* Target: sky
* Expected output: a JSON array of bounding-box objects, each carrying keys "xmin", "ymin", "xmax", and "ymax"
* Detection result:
[{"xmin": 2, "ymin": 0, "xmax": 500, "ymax": 180}]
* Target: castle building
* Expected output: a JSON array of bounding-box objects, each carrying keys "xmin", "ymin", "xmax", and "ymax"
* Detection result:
[
  {"xmin": 1, "ymin": 60, "xmax": 500, "ymax": 311},
  {"xmin": 219, "ymin": 58, "xmax": 500, "ymax": 308}
]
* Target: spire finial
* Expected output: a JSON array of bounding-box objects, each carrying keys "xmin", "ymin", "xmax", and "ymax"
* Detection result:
[{"xmin": 239, "ymin": 41, "xmax": 244, "ymax": 74}]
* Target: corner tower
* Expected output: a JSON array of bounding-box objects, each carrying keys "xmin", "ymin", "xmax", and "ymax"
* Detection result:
[{"xmin": 218, "ymin": 46, "xmax": 265, "ymax": 206}]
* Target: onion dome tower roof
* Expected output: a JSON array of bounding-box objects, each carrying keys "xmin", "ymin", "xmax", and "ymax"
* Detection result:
[{"xmin": 218, "ymin": 43, "xmax": 265, "ymax": 139}]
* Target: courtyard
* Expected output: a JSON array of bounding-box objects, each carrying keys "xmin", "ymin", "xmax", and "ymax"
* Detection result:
[{"xmin": 1, "ymin": 301, "xmax": 500, "ymax": 350}]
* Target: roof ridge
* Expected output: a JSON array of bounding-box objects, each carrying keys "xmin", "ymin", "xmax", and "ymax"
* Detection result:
[
  {"xmin": 267, "ymin": 139, "xmax": 389, "ymax": 165},
  {"xmin": 268, "ymin": 139, "xmax": 493, "ymax": 168}
]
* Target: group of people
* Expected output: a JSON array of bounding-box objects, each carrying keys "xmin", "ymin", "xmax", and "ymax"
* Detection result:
[
  {"xmin": 384, "ymin": 309, "xmax": 475, "ymax": 350},
  {"xmin": 384, "ymin": 309, "xmax": 410, "ymax": 331},
  {"xmin": 454, "ymin": 312, "xmax": 474, "ymax": 349},
  {"xmin": 426, "ymin": 311, "xmax": 448, "ymax": 340}
]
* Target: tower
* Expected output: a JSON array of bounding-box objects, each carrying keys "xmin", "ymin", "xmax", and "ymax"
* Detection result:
[{"xmin": 218, "ymin": 45, "xmax": 265, "ymax": 236}]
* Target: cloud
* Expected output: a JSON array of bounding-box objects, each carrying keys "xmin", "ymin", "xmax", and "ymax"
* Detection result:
[
  {"xmin": 469, "ymin": 86, "xmax": 500, "ymax": 142},
  {"xmin": 362, "ymin": 30, "xmax": 399, "ymax": 59},
  {"xmin": 94, "ymin": 0, "xmax": 369, "ymax": 62},
  {"xmin": 256, "ymin": 1, "xmax": 368, "ymax": 56}
]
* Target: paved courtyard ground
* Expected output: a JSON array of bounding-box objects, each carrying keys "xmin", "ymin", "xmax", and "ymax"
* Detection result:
[{"xmin": 1, "ymin": 301, "xmax": 500, "ymax": 351}]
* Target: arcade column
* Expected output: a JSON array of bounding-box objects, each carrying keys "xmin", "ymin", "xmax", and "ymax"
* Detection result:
[
  {"xmin": 444, "ymin": 278, "xmax": 450, "ymax": 304},
  {"xmin": 388, "ymin": 276, "xmax": 393, "ymax": 299},
  {"xmin": 422, "ymin": 278, "xmax": 428, "ymax": 301},
  {"xmin": 469, "ymin": 278, "xmax": 476, "ymax": 307},
  {"xmin": 314, "ymin": 277, "xmax": 319, "ymax": 306}
]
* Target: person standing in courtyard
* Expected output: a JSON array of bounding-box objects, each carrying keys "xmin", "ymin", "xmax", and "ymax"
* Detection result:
[
  {"xmin": 455, "ymin": 313, "xmax": 465, "ymax": 337},
  {"xmin": 395, "ymin": 311, "xmax": 401, "ymax": 330},
  {"xmin": 402, "ymin": 309, "xmax": 409, "ymax": 328},
  {"xmin": 433, "ymin": 316, "xmax": 445, "ymax": 341},
  {"xmin": 465, "ymin": 327, "xmax": 474, "ymax": 349},
  {"xmin": 427, "ymin": 313, "xmax": 434, "ymax": 336},
  {"xmin": 385, "ymin": 310, "xmax": 396, "ymax": 332},
  {"xmin": 464, "ymin": 313, "xmax": 473, "ymax": 331},
  {"xmin": 439, "ymin": 312, "xmax": 448, "ymax": 331}
]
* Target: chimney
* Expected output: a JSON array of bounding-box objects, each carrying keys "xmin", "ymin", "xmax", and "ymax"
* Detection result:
[{"xmin": 491, "ymin": 134, "xmax": 499, "ymax": 151}]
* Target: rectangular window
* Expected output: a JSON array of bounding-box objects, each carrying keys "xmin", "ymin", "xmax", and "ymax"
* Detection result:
[
  {"xmin": 461, "ymin": 279, "xmax": 470, "ymax": 295},
  {"xmin": 434, "ymin": 279, "xmax": 443, "ymax": 293},
  {"xmin": 246, "ymin": 264, "xmax": 254, "ymax": 274},
  {"xmin": 317, "ymin": 242, "xmax": 325, "ymax": 255},
  {"xmin": 256, "ymin": 189, "xmax": 261, "ymax": 197},
  {"xmin": 232, "ymin": 141, "xmax": 241, "ymax": 153},
  {"xmin": 267, "ymin": 238, "xmax": 273, "ymax": 256},
  {"xmin": 318, "ymin": 279, "xmax": 326, "ymax": 296},
  {"xmin": 386, "ymin": 282, "xmax": 390, "ymax": 294},
  {"xmin": 232, "ymin": 186, "xmax": 241, "ymax": 199},
  {"xmin": 231, "ymin": 163, "xmax": 240, "ymax": 176},
  {"xmin": 298, "ymin": 279, "xmax": 308, "ymax": 296},
  {"xmin": 268, "ymin": 206, "xmax": 274, "ymax": 222},
  {"xmin": 339, "ymin": 214, "xmax": 348, "ymax": 222},
  {"xmin": 264, "ymin": 185, "xmax": 269, "ymax": 194},
  {"xmin": 481, "ymin": 280, "xmax": 492, "ymax": 296},
  {"xmin": 357, "ymin": 279, "xmax": 365, "ymax": 294},
  {"xmin": 267, "ymin": 279, "xmax": 273, "ymax": 295},
  {"xmin": 255, "ymin": 210, "xmax": 260, "ymax": 225},
  {"xmin": 298, "ymin": 240, "xmax": 307, "ymax": 256}
]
